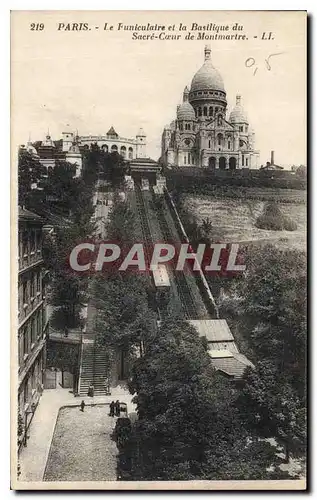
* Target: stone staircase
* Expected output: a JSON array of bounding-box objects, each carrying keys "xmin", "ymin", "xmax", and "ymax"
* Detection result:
[
  {"xmin": 79, "ymin": 342, "xmax": 94, "ymax": 396},
  {"xmin": 79, "ymin": 341, "xmax": 111, "ymax": 396}
]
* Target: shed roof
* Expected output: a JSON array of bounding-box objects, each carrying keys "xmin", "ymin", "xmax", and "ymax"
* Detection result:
[
  {"xmin": 210, "ymin": 351, "xmax": 254, "ymax": 379},
  {"xmin": 188, "ymin": 319, "xmax": 234, "ymax": 342}
]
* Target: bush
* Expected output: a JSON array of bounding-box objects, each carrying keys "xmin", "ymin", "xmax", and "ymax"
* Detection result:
[{"xmin": 255, "ymin": 202, "xmax": 297, "ymax": 231}]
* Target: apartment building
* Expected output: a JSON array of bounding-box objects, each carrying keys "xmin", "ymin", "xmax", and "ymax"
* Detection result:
[{"xmin": 18, "ymin": 207, "xmax": 48, "ymax": 446}]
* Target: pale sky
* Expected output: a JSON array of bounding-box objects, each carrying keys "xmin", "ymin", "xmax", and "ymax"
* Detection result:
[{"xmin": 11, "ymin": 10, "xmax": 306, "ymax": 167}]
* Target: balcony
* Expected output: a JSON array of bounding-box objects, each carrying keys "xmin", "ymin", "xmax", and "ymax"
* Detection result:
[{"xmin": 19, "ymin": 251, "xmax": 43, "ymax": 273}]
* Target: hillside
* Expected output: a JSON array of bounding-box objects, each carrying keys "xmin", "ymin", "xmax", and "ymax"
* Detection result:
[{"xmin": 184, "ymin": 189, "xmax": 306, "ymax": 252}]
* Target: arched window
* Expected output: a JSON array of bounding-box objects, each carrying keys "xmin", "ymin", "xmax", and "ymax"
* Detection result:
[
  {"xmin": 128, "ymin": 147, "xmax": 133, "ymax": 159},
  {"xmin": 246, "ymin": 157, "xmax": 249, "ymax": 167},
  {"xmin": 209, "ymin": 157, "xmax": 216, "ymax": 169},
  {"xmin": 217, "ymin": 115, "xmax": 222, "ymax": 126},
  {"xmin": 208, "ymin": 140, "xmax": 211, "ymax": 148},
  {"xmin": 229, "ymin": 157, "xmax": 237, "ymax": 170},
  {"xmin": 219, "ymin": 157, "xmax": 226, "ymax": 170},
  {"xmin": 209, "ymin": 107, "xmax": 213, "ymax": 116},
  {"xmin": 215, "ymin": 107, "xmax": 219, "ymax": 113},
  {"xmin": 101, "ymin": 144, "xmax": 108, "ymax": 152},
  {"xmin": 198, "ymin": 107, "xmax": 202, "ymax": 117},
  {"xmin": 203, "ymin": 107, "xmax": 207, "ymax": 116},
  {"xmin": 179, "ymin": 123, "xmax": 183, "ymax": 131},
  {"xmin": 228, "ymin": 141, "xmax": 231, "ymax": 150},
  {"xmin": 217, "ymin": 133, "xmax": 223, "ymax": 147},
  {"xmin": 120, "ymin": 146, "xmax": 126, "ymax": 159},
  {"xmin": 111, "ymin": 145, "xmax": 118, "ymax": 152},
  {"xmin": 184, "ymin": 155, "xmax": 187, "ymax": 165}
]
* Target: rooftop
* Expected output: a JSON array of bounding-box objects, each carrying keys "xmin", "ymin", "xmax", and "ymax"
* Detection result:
[
  {"xmin": 18, "ymin": 206, "xmax": 43, "ymax": 222},
  {"xmin": 188, "ymin": 319, "xmax": 234, "ymax": 342}
]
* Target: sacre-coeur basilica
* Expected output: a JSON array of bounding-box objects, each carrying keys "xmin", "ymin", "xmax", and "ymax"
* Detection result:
[{"xmin": 161, "ymin": 45, "xmax": 259, "ymax": 170}]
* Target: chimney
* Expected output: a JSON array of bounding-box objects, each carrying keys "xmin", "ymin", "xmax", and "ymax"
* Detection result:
[
  {"xmin": 236, "ymin": 95, "xmax": 241, "ymax": 105},
  {"xmin": 270, "ymin": 150, "xmax": 275, "ymax": 165}
]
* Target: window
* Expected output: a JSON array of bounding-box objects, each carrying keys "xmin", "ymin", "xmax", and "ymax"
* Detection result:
[
  {"xmin": 184, "ymin": 155, "xmax": 187, "ymax": 165},
  {"xmin": 18, "ymin": 334, "xmax": 23, "ymax": 366},
  {"xmin": 217, "ymin": 134, "xmax": 223, "ymax": 146},
  {"xmin": 30, "ymin": 231, "xmax": 35, "ymax": 253},
  {"xmin": 208, "ymin": 140, "xmax": 211, "ymax": 148},
  {"xmin": 239, "ymin": 126, "xmax": 243, "ymax": 132},
  {"xmin": 198, "ymin": 107, "xmax": 202, "ymax": 117},
  {"xmin": 30, "ymin": 274, "xmax": 35, "ymax": 298},
  {"xmin": 203, "ymin": 107, "xmax": 207, "ymax": 116},
  {"xmin": 188, "ymin": 153, "xmax": 191, "ymax": 164},
  {"xmin": 37, "ymin": 312, "xmax": 42, "ymax": 338},
  {"xmin": 179, "ymin": 123, "xmax": 183, "ymax": 131},
  {"xmin": 242, "ymin": 155, "xmax": 245, "ymax": 166},
  {"xmin": 217, "ymin": 115, "xmax": 222, "ymax": 126},
  {"xmin": 24, "ymin": 379, "xmax": 29, "ymax": 405},
  {"xmin": 31, "ymin": 318, "xmax": 36, "ymax": 345},
  {"xmin": 36, "ymin": 232, "xmax": 41, "ymax": 252},
  {"xmin": 22, "ymin": 231, "xmax": 28, "ymax": 256},
  {"xmin": 228, "ymin": 141, "xmax": 231, "ymax": 150},
  {"xmin": 23, "ymin": 327, "xmax": 28, "ymax": 357},
  {"xmin": 23, "ymin": 281, "xmax": 28, "ymax": 305},
  {"xmin": 209, "ymin": 107, "xmax": 213, "ymax": 116},
  {"xmin": 246, "ymin": 158, "xmax": 248, "ymax": 167},
  {"xmin": 215, "ymin": 107, "xmax": 219, "ymax": 113}
]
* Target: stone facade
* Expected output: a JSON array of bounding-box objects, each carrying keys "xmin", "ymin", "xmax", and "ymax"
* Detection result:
[
  {"xmin": 18, "ymin": 208, "xmax": 48, "ymax": 449},
  {"xmin": 161, "ymin": 46, "xmax": 259, "ymax": 170},
  {"xmin": 62, "ymin": 126, "xmax": 147, "ymax": 161}
]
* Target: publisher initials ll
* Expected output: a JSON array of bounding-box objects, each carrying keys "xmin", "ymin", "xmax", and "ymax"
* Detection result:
[{"xmin": 261, "ymin": 31, "xmax": 274, "ymax": 40}]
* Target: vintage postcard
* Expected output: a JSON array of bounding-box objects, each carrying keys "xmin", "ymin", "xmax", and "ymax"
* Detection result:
[{"xmin": 11, "ymin": 10, "xmax": 307, "ymax": 490}]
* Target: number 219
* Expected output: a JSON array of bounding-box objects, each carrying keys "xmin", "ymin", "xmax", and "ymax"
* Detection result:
[{"xmin": 30, "ymin": 23, "xmax": 44, "ymax": 31}]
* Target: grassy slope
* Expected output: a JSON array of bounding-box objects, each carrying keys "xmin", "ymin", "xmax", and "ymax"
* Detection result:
[{"xmin": 185, "ymin": 189, "xmax": 306, "ymax": 252}]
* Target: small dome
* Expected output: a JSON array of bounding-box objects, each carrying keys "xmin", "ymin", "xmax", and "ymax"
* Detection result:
[
  {"xmin": 177, "ymin": 101, "xmax": 196, "ymax": 121},
  {"xmin": 190, "ymin": 46, "xmax": 225, "ymax": 93},
  {"xmin": 25, "ymin": 142, "xmax": 39, "ymax": 157},
  {"xmin": 229, "ymin": 95, "xmax": 248, "ymax": 124},
  {"xmin": 41, "ymin": 134, "xmax": 55, "ymax": 147}
]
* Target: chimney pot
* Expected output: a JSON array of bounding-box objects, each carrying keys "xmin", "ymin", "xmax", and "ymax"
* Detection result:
[{"xmin": 271, "ymin": 150, "xmax": 275, "ymax": 165}]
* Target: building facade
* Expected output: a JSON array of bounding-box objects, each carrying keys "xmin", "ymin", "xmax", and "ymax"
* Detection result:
[
  {"xmin": 62, "ymin": 126, "xmax": 147, "ymax": 161},
  {"xmin": 21, "ymin": 126, "xmax": 147, "ymax": 178},
  {"xmin": 18, "ymin": 207, "xmax": 48, "ymax": 448},
  {"xmin": 161, "ymin": 45, "xmax": 259, "ymax": 170}
]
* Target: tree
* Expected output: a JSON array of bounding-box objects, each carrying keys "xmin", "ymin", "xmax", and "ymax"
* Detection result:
[
  {"xmin": 106, "ymin": 196, "xmax": 136, "ymax": 245},
  {"xmin": 237, "ymin": 361, "xmax": 306, "ymax": 464},
  {"xmin": 237, "ymin": 244, "xmax": 307, "ymax": 397},
  {"xmin": 18, "ymin": 148, "xmax": 45, "ymax": 207},
  {"xmin": 93, "ymin": 272, "xmax": 156, "ymax": 357},
  {"xmin": 128, "ymin": 318, "xmax": 289, "ymax": 480}
]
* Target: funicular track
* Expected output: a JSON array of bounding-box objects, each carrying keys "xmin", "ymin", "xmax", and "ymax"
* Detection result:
[
  {"xmin": 149, "ymin": 189, "xmax": 198, "ymax": 320},
  {"xmin": 134, "ymin": 184, "xmax": 154, "ymax": 269}
]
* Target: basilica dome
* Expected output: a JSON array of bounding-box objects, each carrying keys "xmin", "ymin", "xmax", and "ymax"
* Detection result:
[
  {"xmin": 177, "ymin": 101, "xmax": 196, "ymax": 121},
  {"xmin": 190, "ymin": 46, "xmax": 225, "ymax": 93},
  {"xmin": 229, "ymin": 95, "xmax": 248, "ymax": 123}
]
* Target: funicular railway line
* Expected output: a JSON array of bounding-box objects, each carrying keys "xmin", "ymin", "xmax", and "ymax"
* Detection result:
[
  {"xmin": 149, "ymin": 189, "xmax": 199, "ymax": 320},
  {"xmin": 134, "ymin": 183, "xmax": 154, "ymax": 270}
]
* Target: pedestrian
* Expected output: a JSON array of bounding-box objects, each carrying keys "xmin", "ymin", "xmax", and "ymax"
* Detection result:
[
  {"xmin": 109, "ymin": 400, "xmax": 115, "ymax": 417},
  {"xmin": 80, "ymin": 400, "xmax": 85, "ymax": 412},
  {"xmin": 115, "ymin": 400, "xmax": 120, "ymax": 417},
  {"xmin": 88, "ymin": 383, "xmax": 94, "ymax": 397}
]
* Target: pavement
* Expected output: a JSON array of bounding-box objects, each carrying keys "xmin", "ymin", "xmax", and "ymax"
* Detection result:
[{"xmin": 19, "ymin": 384, "xmax": 136, "ymax": 482}]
